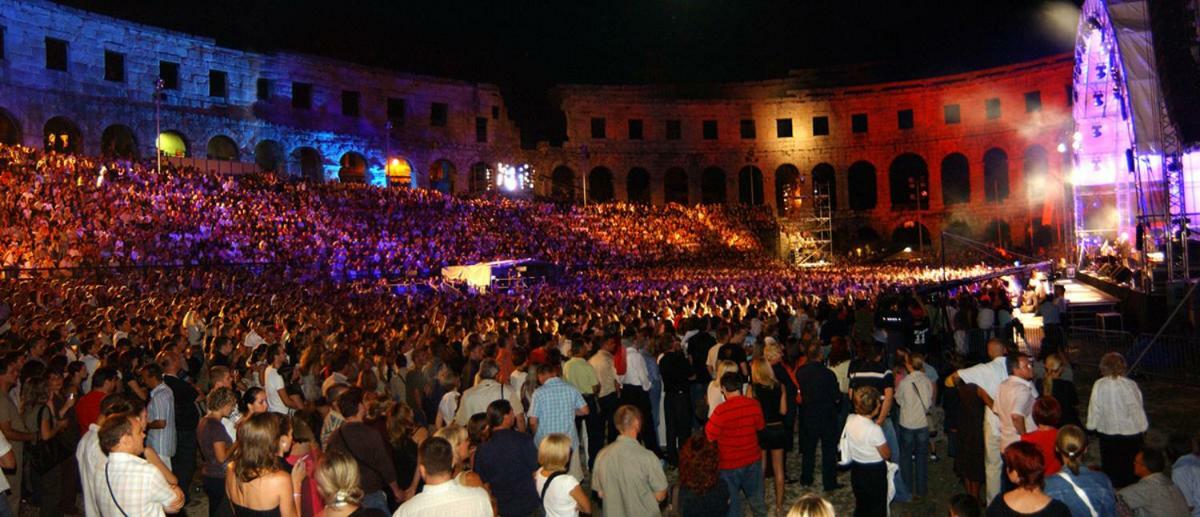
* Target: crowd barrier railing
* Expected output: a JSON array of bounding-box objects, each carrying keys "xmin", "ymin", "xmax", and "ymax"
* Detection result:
[{"xmin": 1069, "ymin": 328, "xmax": 1200, "ymax": 384}]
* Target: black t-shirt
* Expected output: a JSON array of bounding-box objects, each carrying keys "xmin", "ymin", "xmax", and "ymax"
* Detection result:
[
  {"xmin": 686, "ymin": 332, "xmax": 717, "ymax": 383},
  {"xmin": 847, "ymin": 359, "xmax": 893, "ymax": 394},
  {"xmin": 717, "ymin": 342, "xmax": 747, "ymax": 370},
  {"xmin": 659, "ymin": 350, "xmax": 692, "ymax": 391},
  {"xmin": 985, "ymin": 496, "xmax": 1071, "ymax": 517}
]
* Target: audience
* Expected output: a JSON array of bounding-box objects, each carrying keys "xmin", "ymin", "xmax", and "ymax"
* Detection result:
[
  {"xmin": 593, "ymin": 405, "xmax": 668, "ymax": 517},
  {"xmin": 986, "ymin": 441, "xmax": 1070, "ymax": 516},
  {"xmin": 534, "ymin": 433, "xmax": 592, "ymax": 517},
  {"xmin": 1042, "ymin": 425, "xmax": 1116, "ymax": 517},
  {"xmin": 1087, "ymin": 352, "xmax": 1149, "ymax": 489},
  {"xmin": 1117, "ymin": 446, "xmax": 1190, "ymax": 517},
  {"xmin": 393, "ymin": 437, "xmax": 492, "ymax": 517}
]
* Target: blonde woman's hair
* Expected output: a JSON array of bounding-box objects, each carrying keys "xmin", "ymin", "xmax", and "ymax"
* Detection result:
[
  {"xmin": 712, "ymin": 360, "xmax": 738, "ymax": 388},
  {"xmin": 434, "ymin": 424, "xmax": 469, "ymax": 465},
  {"xmin": 537, "ymin": 433, "xmax": 572, "ymax": 472},
  {"xmin": 1042, "ymin": 354, "xmax": 1063, "ymax": 396},
  {"xmin": 787, "ymin": 493, "xmax": 835, "ymax": 517},
  {"xmin": 907, "ymin": 352, "xmax": 925, "ymax": 373},
  {"xmin": 763, "ymin": 341, "xmax": 784, "ymax": 364},
  {"xmin": 315, "ymin": 449, "xmax": 364, "ymax": 508},
  {"xmin": 1099, "ymin": 352, "xmax": 1126, "ymax": 378},
  {"xmin": 750, "ymin": 356, "xmax": 777, "ymax": 388},
  {"xmin": 1055, "ymin": 424, "xmax": 1088, "ymax": 475}
]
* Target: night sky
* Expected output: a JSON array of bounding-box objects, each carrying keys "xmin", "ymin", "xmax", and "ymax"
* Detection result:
[{"xmin": 54, "ymin": 0, "xmax": 1082, "ymax": 145}]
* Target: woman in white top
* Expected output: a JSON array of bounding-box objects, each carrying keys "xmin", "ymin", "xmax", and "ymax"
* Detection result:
[
  {"xmin": 845, "ymin": 386, "xmax": 891, "ymax": 517},
  {"xmin": 707, "ymin": 360, "xmax": 740, "ymax": 417},
  {"xmin": 534, "ymin": 433, "xmax": 591, "ymax": 517},
  {"xmin": 896, "ymin": 352, "xmax": 933, "ymax": 499},
  {"xmin": 1086, "ymin": 352, "xmax": 1148, "ymax": 489}
]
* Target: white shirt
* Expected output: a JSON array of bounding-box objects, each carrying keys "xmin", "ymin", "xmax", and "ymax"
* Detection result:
[
  {"xmin": 618, "ymin": 347, "xmax": 650, "ymax": 390},
  {"xmin": 243, "ymin": 329, "xmax": 266, "ymax": 351},
  {"xmin": 1087, "ymin": 376, "xmax": 1149, "ymax": 435},
  {"xmin": 455, "ymin": 379, "xmax": 524, "ymax": 426},
  {"xmin": 77, "ymin": 424, "xmax": 105, "ymax": 517},
  {"xmin": 958, "ymin": 356, "xmax": 1009, "ymax": 433},
  {"xmin": 392, "ymin": 479, "xmax": 493, "ymax": 517},
  {"xmin": 995, "ymin": 376, "xmax": 1036, "ymax": 449},
  {"xmin": 896, "ymin": 372, "xmax": 933, "ymax": 430},
  {"xmin": 0, "ymin": 431, "xmax": 10, "ymax": 493},
  {"xmin": 535, "ymin": 470, "xmax": 581, "ymax": 517},
  {"xmin": 264, "ymin": 366, "xmax": 288, "ymax": 414},
  {"xmin": 438, "ymin": 391, "xmax": 460, "ymax": 424},
  {"xmin": 843, "ymin": 414, "xmax": 886, "ymax": 463},
  {"xmin": 322, "ymin": 372, "xmax": 349, "ymax": 399},
  {"xmin": 92, "ymin": 451, "xmax": 178, "ymax": 517}
]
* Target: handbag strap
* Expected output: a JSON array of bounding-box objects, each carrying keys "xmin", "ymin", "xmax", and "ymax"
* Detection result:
[
  {"xmin": 105, "ymin": 461, "xmax": 130, "ymax": 517},
  {"xmin": 909, "ymin": 379, "xmax": 928, "ymax": 414},
  {"xmin": 540, "ymin": 471, "xmax": 565, "ymax": 501},
  {"xmin": 1056, "ymin": 471, "xmax": 1098, "ymax": 517}
]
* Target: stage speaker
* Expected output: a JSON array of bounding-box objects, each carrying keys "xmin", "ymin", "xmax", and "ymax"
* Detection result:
[
  {"xmin": 1126, "ymin": 148, "xmax": 1135, "ymax": 173},
  {"xmin": 1113, "ymin": 266, "xmax": 1133, "ymax": 283}
]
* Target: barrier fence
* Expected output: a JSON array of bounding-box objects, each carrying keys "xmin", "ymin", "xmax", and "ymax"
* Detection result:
[{"xmin": 1070, "ymin": 328, "xmax": 1200, "ymax": 384}]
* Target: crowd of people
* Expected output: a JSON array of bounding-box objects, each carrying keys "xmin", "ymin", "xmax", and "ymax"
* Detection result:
[{"xmin": 0, "ymin": 143, "xmax": 1196, "ymax": 517}]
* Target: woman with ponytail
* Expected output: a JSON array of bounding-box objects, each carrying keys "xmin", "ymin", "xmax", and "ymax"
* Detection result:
[
  {"xmin": 1043, "ymin": 425, "xmax": 1118, "ymax": 517},
  {"xmin": 316, "ymin": 450, "xmax": 387, "ymax": 517}
]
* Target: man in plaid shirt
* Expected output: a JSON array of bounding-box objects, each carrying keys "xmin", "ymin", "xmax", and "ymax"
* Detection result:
[
  {"xmin": 529, "ymin": 363, "xmax": 589, "ymax": 478},
  {"xmin": 92, "ymin": 412, "xmax": 184, "ymax": 517}
]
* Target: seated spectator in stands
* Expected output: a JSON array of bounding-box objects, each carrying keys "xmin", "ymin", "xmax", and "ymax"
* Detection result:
[
  {"xmin": 593, "ymin": 405, "xmax": 668, "ymax": 517},
  {"xmin": 1117, "ymin": 446, "xmax": 1190, "ymax": 517},
  {"xmin": 1021, "ymin": 397, "xmax": 1063, "ymax": 477},
  {"xmin": 1044, "ymin": 425, "xmax": 1116, "ymax": 517},
  {"xmin": 676, "ymin": 433, "xmax": 730, "ymax": 517},
  {"xmin": 393, "ymin": 437, "xmax": 492, "ymax": 517},
  {"xmin": 473, "ymin": 400, "xmax": 539, "ymax": 517},
  {"xmin": 315, "ymin": 449, "xmax": 388, "ymax": 517},
  {"xmin": 534, "ymin": 433, "xmax": 592, "ymax": 517}
]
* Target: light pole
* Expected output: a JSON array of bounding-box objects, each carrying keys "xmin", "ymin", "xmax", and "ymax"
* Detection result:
[
  {"xmin": 909, "ymin": 175, "xmax": 929, "ymax": 253},
  {"xmin": 384, "ymin": 121, "xmax": 392, "ymax": 185},
  {"xmin": 154, "ymin": 78, "xmax": 164, "ymax": 175}
]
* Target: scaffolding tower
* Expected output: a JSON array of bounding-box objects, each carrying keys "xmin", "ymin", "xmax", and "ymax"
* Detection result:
[{"xmin": 781, "ymin": 187, "xmax": 834, "ymax": 265}]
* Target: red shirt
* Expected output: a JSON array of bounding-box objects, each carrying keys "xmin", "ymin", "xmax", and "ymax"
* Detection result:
[
  {"xmin": 705, "ymin": 395, "xmax": 764, "ymax": 470},
  {"xmin": 1021, "ymin": 428, "xmax": 1062, "ymax": 476},
  {"xmin": 76, "ymin": 389, "xmax": 107, "ymax": 433}
]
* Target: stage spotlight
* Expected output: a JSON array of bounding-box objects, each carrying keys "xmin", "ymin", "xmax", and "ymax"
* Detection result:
[{"xmin": 1056, "ymin": 143, "xmax": 1067, "ymax": 153}]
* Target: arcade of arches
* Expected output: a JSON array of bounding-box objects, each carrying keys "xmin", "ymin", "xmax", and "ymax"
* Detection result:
[
  {"xmin": 101, "ymin": 125, "xmax": 138, "ymax": 159},
  {"xmin": 338, "ymin": 152, "xmax": 367, "ymax": 183},
  {"xmin": 44, "ymin": 117, "xmax": 81, "ymax": 154},
  {"xmin": 387, "ymin": 157, "xmax": 414, "ymax": 187}
]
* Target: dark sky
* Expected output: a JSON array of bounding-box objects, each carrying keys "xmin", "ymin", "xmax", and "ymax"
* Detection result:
[{"xmin": 55, "ymin": 0, "xmax": 1082, "ymax": 145}]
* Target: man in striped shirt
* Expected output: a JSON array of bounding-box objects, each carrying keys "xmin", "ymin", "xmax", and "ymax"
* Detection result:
[{"xmin": 705, "ymin": 372, "xmax": 766, "ymax": 517}]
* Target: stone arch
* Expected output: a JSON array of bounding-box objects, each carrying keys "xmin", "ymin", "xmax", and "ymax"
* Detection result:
[
  {"xmin": 469, "ymin": 162, "xmax": 490, "ymax": 194},
  {"xmin": 811, "ymin": 163, "xmax": 837, "ymax": 212},
  {"xmin": 338, "ymin": 152, "xmax": 367, "ymax": 183},
  {"xmin": 158, "ymin": 130, "xmax": 189, "ymax": 158},
  {"xmin": 892, "ymin": 220, "xmax": 933, "ymax": 248},
  {"xmin": 206, "ymin": 135, "xmax": 239, "ymax": 161},
  {"xmin": 738, "ymin": 166, "xmax": 764, "ymax": 205},
  {"xmin": 0, "ymin": 108, "xmax": 21, "ymax": 145},
  {"xmin": 982, "ymin": 219, "xmax": 1013, "ymax": 247},
  {"xmin": 254, "ymin": 140, "xmax": 285, "ymax": 173},
  {"xmin": 292, "ymin": 147, "xmax": 323, "ymax": 181},
  {"xmin": 940, "ymin": 152, "xmax": 971, "ymax": 206},
  {"xmin": 587, "ymin": 166, "xmax": 615, "ymax": 203},
  {"xmin": 551, "ymin": 165, "xmax": 575, "ymax": 202},
  {"xmin": 984, "ymin": 148, "xmax": 1010, "ymax": 201},
  {"xmin": 888, "ymin": 153, "xmax": 930, "ymax": 211},
  {"xmin": 775, "ymin": 164, "xmax": 801, "ymax": 215},
  {"xmin": 101, "ymin": 124, "xmax": 138, "ymax": 159},
  {"xmin": 701, "ymin": 167, "xmax": 728, "ymax": 204},
  {"xmin": 847, "ymin": 160, "xmax": 877, "ymax": 211},
  {"xmin": 627, "ymin": 167, "xmax": 651, "ymax": 204},
  {"xmin": 429, "ymin": 159, "xmax": 455, "ymax": 193},
  {"xmin": 944, "ymin": 220, "xmax": 972, "ymax": 239},
  {"xmin": 664, "ymin": 167, "xmax": 689, "ymax": 205},
  {"xmin": 387, "ymin": 157, "xmax": 414, "ymax": 187},
  {"xmin": 43, "ymin": 116, "xmax": 81, "ymax": 153},
  {"xmin": 1023, "ymin": 145, "xmax": 1049, "ymax": 202}
]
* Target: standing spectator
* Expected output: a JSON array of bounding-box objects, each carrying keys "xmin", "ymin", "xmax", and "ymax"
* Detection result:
[
  {"xmin": 75, "ymin": 367, "xmax": 117, "ymax": 433},
  {"xmin": 619, "ymin": 337, "xmax": 658, "ymax": 457},
  {"xmin": 1020, "ymin": 397, "xmax": 1063, "ymax": 477},
  {"xmin": 474, "ymin": 400, "xmax": 540, "ymax": 517},
  {"xmin": 393, "ymin": 437, "xmax": 492, "ymax": 517},
  {"xmin": 0, "ymin": 425, "xmax": 14, "ymax": 517},
  {"xmin": 588, "ymin": 339, "xmax": 621, "ymax": 447},
  {"xmin": 592, "ymin": 405, "xmax": 669, "ymax": 517},
  {"xmin": 225, "ymin": 412, "xmax": 301, "ymax": 517},
  {"xmin": 986, "ymin": 442, "xmax": 1070, "ymax": 516},
  {"xmin": 796, "ymin": 343, "xmax": 842, "ymax": 491},
  {"xmin": 1172, "ymin": 430, "xmax": 1200, "ymax": 517},
  {"xmin": 93, "ymin": 411, "xmax": 185, "ymax": 516},
  {"xmin": 848, "ymin": 341, "xmax": 905, "ymax": 500},
  {"xmin": 707, "ymin": 360, "xmax": 740, "ymax": 417},
  {"xmin": 314, "ymin": 449, "xmax": 389, "ymax": 517},
  {"xmin": 996, "ymin": 354, "xmax": 1037, "ymax": 454},
  {"xmin": 951, "ymin": 339, "xmax": 1010, "ymax": 503},
  {"xmin": 141, "ymin": 362, "xmax": 177, "ymax": 470},
  {"xmin": 659, "ymin": 337, "xmax": 693, "ymax": 466},
  {"xmin": 454, "ymin": 359, "xmax": 525, "ymax": 431},
  {"xmin": 1039, "ymin": 354, "xmax": 1080, "ymax": 428},
  {"xmin": 198, "ymin": 387, "xmax": 237, "ymax": 517},
  {"xmin": 749, "ymin": 356, "xmax": 787, "ymax": 515},
  {"xmin": 845, "ymin": 386, "xmax": 890, "ymax": 517},
  {"xmin": 706, "ymin": 372, "xmax": 767, "ymax": 517},
  {"xmin": 433, "ymin": 369, "xmax": 460, "ymax": 430},
  {"xmin": 326, "ymin": 388, "xmax": 403, "ymax": 513},
  {"xmin": 534, "ymin": 433, "xmax": 592, "ymax": 517},
  {"xmin": 1087, "ymin": 352, "xmax": 1148, "ymax": 489},
  {"xmin": 265, "ymin": 345, "xmax": 302, "ymax": 415},
  {"xmin": 23, "ymin": 375, "xmax": 73, "ymax": 517},
  {"xmin": 686, "ymin": 318, "xmax": 717, "ymax": 423},
  {"xmin": 1118, "ymin": 446, "xmax": 1190, "ymax": 517},
  {"xmin": 528, "ymin": 363, "xmax": 588, "ymax": 479},
  {"xmin": 161, "ymin": 352, "xmax": 201, "ymax": 504},
  {"xmin": 1044, "ymin": 425, "xmax": 1117, "ymax": 517},
  {"xmin": 386, "ymin": 403, "xmax": 427, "ymax": 503},
  {"xmin": 0, "ymin": 356, "xmax": 32, "ymax": 513},
  {"xmin": 676, "ymin": 433, "xmax": 730, "ymax": 517},
  {"xmin": 897, "ymin": 351, "xmax": 934, "ymax": 500},
  {"xmin": 563, "ymin": 341, "xmax": 601, "ymax": 468}
]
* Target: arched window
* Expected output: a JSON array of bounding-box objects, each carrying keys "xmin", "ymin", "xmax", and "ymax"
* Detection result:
[
  {"xmin": 737, "ymin": 166, "xmax": 764, "ymax": 205},
  {"xmin": 664, "ymin": 167, "xmax": 689, "ymax": 205},
  {"xmin": 101, "ymin": 125, "xmax": 138, "ymax": 159},
  {"xmin": 158, "ymin": 130, "xmax": 189, "ymax": 158},
  {"xmin": 551, "ymin": 166, "xmax": 575, "ymax": 202},
  {"xmin": 847, "ymin": 161, "xmax": 877, "ymax": 210},
  {"xmin": 429, "ymin": 159, "xmax": 455, "ymax": 193},
  {"xmin": 338, "ymin": 152, "xmax": 367, "ymax": 183},
  {"xmin": 206, "ymin": 135, "xmax": 239, "ymax": 161},
  {"xmin": 982, "ymin": 219, "xmax": 1012, "ymax": 247},
  {"xmin": 387, "ymin": 157, "xmax": 414, "ymax": 187},
  {"xmin": 0, "ymin": 108, "xmax": 20, "ymax": 145},
  {"xmin": 293, "ymin": 147, "xmax": 322, "ymax": 181},
  {"xmin": 1024, "ymin": 146, "xmax": 1049, "ymax": 203},
  {"xmin": 984, "ymin": 148, "xmax": 1010, "ymax": 202},
  {"xmin": 627, "ymin": 167, "xmax": 651, "ymax": 204},
  {"xmin": 775, "ymin": 164, "xmax": 801, "ymax": 215},
  {"xmin": 892, "ymin": 221, "xmax": 932, "ymax": 248},
  {"xmin": 469, "ymin": 162, "xmax": 490, "ymax": 194},
  {"xmin": 940, "ymin": 153, "xmax": 971, "ymax": 205},
  {"xmin": 254, "ymin": 140, "xmax": 285, "ymax": 173},
  {"xmin": 44, "ymin": 116, "xmax": 81, "ymax": 154},
  {"xmin": 587, "ymin": 167, "xmax": 615, "ymax": 203},
  {"xmin": 812, "ymin": 163, "xmax": 837, "ymax": 212},
  {"xmin": 701, "ymin": 167, "xmax": 727, "ymax": 204},
  {"xmin": 888, "ymin": 153, "xmax": 929, "ymax": 211}
]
